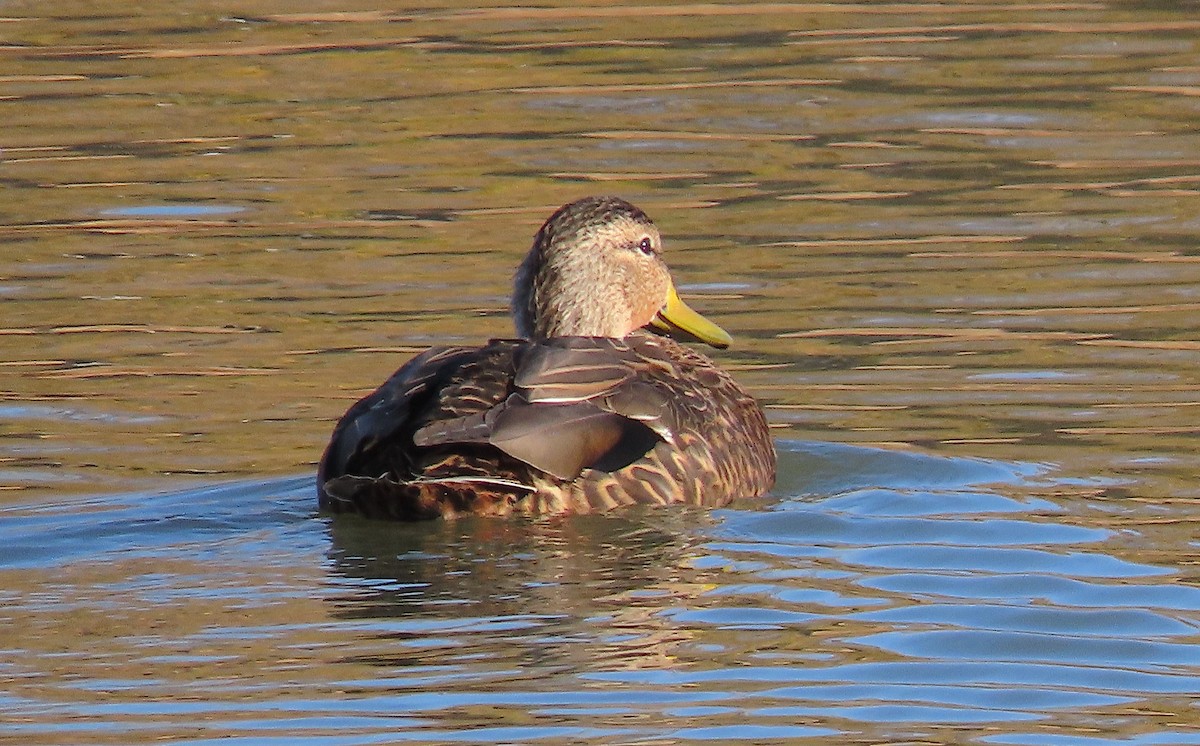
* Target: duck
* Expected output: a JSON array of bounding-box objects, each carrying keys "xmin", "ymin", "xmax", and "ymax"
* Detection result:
[{"xmin": 317, "ymin": 196, "xmax": 775, "ymax": 520}]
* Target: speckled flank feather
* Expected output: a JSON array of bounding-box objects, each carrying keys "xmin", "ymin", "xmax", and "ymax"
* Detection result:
[{"xmin": 318, "ymin": 196, "xmax": 776, "ymax": 520}]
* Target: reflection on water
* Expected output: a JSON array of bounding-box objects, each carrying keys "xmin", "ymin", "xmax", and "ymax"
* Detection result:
[
  {"xmin": 1, "ymin": 443, "xmax": 1196, "ymax": 743},
  {"xmin": 3, "ymin": 0, "xmax": 1200, "ymax": 743},
  {"xmin": 98, "ymin": 204, "xmax": 247, "ymax": 218}
]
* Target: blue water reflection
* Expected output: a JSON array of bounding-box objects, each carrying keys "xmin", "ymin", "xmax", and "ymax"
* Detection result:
[
  {"xmin": 98, "ymin": 204, "xmax": 246, "ymax": 217},
  {"xmin": 2, "ymin": 439, "xmax": 1195, "ymax": 742}
]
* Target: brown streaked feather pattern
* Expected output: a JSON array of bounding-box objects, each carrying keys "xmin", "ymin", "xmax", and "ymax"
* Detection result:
[{"xmin": 318, "ymin": 332, "xmax": 774, "ymax": 519}]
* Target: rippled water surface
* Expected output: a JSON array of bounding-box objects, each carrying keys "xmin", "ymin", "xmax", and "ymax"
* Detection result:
[{"xmin": 3, "ymin": 2, "xmax": 1199, "ymax": 744}]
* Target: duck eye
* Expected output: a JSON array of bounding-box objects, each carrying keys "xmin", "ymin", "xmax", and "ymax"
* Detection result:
[{"xmin": 637, "ymin": 237, "xmax": 654, "ymax": 255}]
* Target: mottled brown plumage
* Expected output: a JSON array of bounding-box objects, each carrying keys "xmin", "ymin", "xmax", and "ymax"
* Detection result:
[{"xmin": 318, "ymin": 196, "xmax": 775, "ymax": 520}]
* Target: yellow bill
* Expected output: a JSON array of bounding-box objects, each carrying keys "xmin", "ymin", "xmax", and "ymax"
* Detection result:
[{"xmin": 648, "ymin": 283, "xmax": 733, "ymax": 349}]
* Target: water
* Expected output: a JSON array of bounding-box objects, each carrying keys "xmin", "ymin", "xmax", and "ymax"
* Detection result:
[{"xmin": 3, "ymin": 1, "xmax": 1199, "ymax": 743}]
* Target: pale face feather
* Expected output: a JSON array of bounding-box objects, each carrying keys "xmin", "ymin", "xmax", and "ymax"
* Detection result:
[{"xmin": 512, "ymin": 197, "xmax": 670, "ymax": 340}]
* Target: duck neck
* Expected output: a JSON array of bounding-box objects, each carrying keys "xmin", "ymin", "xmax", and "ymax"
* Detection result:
[{"xmin": 511, "ymin": 244, "xmax": 633, "ymax": 340}]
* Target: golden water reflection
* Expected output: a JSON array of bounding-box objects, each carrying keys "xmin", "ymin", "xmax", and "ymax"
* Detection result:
[{"xmin": 2, "ymin": 1, "xmax": 1199, "ymax": 742}]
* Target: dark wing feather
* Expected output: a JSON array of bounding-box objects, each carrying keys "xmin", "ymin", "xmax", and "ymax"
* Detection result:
[
  {"xmin": 485, "ymin": 398, "xmax": 628, "ymax": 480},
  {"xmin": 317, "ymin": 343, "xmax": 520, "ymax": 512},
  {"xmin": 515, "ymin": 337, "xmax": 635, "ymax": 402},
  {"xmin": 413, "ymin": 338, "xmax": 671, "ymax": 480},
  {"xmin": 317, "ymin": 345, "xmax": 475, "ymax": 488}
]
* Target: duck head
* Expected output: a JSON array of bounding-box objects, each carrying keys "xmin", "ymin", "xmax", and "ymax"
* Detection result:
[{"xmin": 512, "ymin": 196, "xmax": 732, "ymax": 348}]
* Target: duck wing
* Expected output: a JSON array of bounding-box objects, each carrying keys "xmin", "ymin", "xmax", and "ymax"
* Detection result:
[{"xmin": 413, "ymin": 337, "xmax": 678, "ymax": 481}]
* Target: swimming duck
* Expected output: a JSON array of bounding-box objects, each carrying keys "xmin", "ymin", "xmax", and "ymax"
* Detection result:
[{"xmin": 318, "ymin": 196, "xmax": 775, "ymax": 519}]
